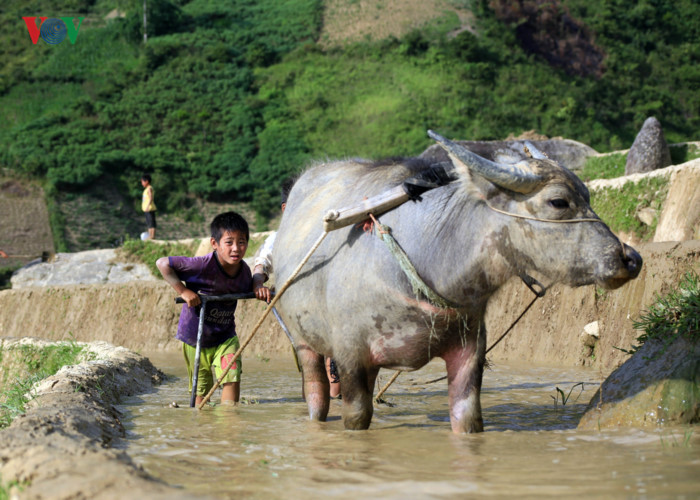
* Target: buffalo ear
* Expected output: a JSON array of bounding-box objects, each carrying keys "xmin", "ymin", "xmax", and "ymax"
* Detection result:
[{"xmin": 427, "ymin": 130, "xmax": 542, "ymax": 193}]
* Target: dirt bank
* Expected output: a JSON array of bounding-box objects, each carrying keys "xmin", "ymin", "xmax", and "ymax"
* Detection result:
[
  {"xmin": 0, "ymin": 280, "xmax": 289, "ymax": 357},
  {"xmin": 1, "ymin": 241, "xmax": 698, "ymax": 376},
  {"xmin": 485, "ymin": 240, "xmax": 700, "ymax": 373},
  {"xmin": 0, "ymin": 338, "xmax": 210, "ymax": 499}
]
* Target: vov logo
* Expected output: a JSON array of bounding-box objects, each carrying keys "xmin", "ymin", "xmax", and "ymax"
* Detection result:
[{"xmin": 22, "ymin": 17, "xmax": 84, "ymax": 45}]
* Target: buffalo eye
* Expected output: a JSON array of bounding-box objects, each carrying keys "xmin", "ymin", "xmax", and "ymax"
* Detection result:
[{"xmin": 549, "ymin": 198, "xmax": 569, "ymax": 209}]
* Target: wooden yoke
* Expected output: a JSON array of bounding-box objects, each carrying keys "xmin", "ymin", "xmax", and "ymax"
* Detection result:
[{"xmin": 323, "ymin": 185, "xmax": 410, "ymax": 232}]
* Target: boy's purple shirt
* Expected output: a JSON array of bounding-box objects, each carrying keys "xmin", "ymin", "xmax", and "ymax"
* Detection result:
[{"xmin": 169, "ymin": 252, "xmax": 253, "ymax": 348}]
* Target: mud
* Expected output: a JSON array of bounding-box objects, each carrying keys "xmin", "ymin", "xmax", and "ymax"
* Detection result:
[{"xmin": 0, "ymin": 338, "xmax": 211, "ymax": 499}]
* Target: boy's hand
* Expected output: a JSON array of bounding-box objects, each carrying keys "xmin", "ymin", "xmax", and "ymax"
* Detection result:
[
  {"xmin": 181, "ymin": 289, "xmax": 201, "ymax": 307},
  {"xmin": 253, "ymin": 272, "xmax": 270, "ymax": 303},
  {"xmin": 254, "ymin": 284, "xmax": 271, "ymax": 303}
]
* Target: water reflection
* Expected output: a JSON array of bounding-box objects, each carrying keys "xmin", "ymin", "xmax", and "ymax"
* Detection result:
[{"xmin": 118, "ymin": 353, "xmax": 700, "ymax": 499}]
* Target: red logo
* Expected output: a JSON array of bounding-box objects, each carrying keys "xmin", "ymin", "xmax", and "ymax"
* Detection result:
[
  {"xmin": 22, "ymin": 17, "xmax": 83, "ymax": 45},
  {"xmin": 221, "ymin": 353, "xmax": 237, "ymax": 372}
]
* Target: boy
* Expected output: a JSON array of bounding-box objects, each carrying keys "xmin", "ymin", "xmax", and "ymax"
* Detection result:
[
  {"xmin": 141, "ymin": 174, "xmax": 157, "ymax": 240},
  {"xmin": 156, "ymin": 211, "xmax": 270, "ymax": 405}
]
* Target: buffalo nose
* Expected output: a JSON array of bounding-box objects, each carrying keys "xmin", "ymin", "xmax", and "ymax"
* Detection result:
[{"xmin": 622, "ymin": 244, "xmax": 642, "ymax": 278}]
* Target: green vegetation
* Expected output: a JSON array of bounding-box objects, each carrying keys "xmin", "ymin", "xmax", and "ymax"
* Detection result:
[
  {"xmin": 0, "ymin": 476, "xmax": 25, "ymax": 500},
  {"xmin": 0, "ymin": 263, "xmax": 22, "ymax": 291},
  {"xmin": 579, "ymin": 153, "xmax": 627, "ymax": 182},
  {"xmin": 1, "ymin": 0, "xmax": 699, "ymax": 249},
  {"xmin": 118, "ymin": 238, "xmax": 200, "ymax": 276},
  {"xmin": 551, "ymin": 382, "xmax": 585, "ymax": 407},
  {"xmin": 0, "ymin": 341, "xmax": 90, "ymax": 428},
  {"xmin": 579, "ymin": 143, "xmax": 700, "ymax": 182},
  {"xmin": 589, "ymin": 176, "xmax": 669, "ymax": 241},
  {"xmin": 616, "ymin": 271, "xmax": 700, "ymax": 356},
  {"xmin": 670, "ymin": 143, "xmax": 700, "ymax": 165}
]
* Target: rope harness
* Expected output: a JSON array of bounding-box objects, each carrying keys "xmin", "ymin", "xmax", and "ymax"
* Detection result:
[{"xmin": 368, "ymin": 213, "xmax": 461, "ymax": 310}]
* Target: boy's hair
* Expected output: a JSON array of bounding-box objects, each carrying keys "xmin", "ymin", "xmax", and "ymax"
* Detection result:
[
  {"xmin": 141, "ymin": 173, "xmax": 152, "ymax": 183},
  {"xmin": 210, "ymin": 211, "xmax": 249, "ymax": 242}
]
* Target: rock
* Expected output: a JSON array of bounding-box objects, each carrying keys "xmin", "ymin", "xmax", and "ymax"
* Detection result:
[
  {"xmin": 580, "ymin": 321, "xmax": 599, "ymax": 348},
  {"xmin": 10, "ymin": 249, "xmax": 157, "ymax": 288},
  {"xmin": 654, "ymin": 160, "xmax": 700, "ymax": 241},
  {"xmin": 625, "ymin": 117, "xmax": 672, "ymax": 175},
  {"xmin": 635, "ymin": 206, "xmax": 657, "ymax": 226},
  {"xmin": 577, "ymin": 335, "xmax": 700, "ymax": 429}
]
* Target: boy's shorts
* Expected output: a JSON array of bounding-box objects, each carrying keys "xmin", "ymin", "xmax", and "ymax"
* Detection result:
[
  {"xmin": 144, "ymin": 211, "xmax": 157, "ymax": 228},
  {"xmin": 183, "ymin": 336, "xmax": 242, "ymax": 396}
]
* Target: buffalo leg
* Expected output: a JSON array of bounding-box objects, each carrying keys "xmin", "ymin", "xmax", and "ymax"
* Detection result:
[
  {"xmin": 442, "ymin": 327, "xmax": 486, "ymax": 433},
  {"xmin": 340, "ymin": 364, "xmax": 378, "ymax": 430},
  {"xmin": 297, "ymin": 343, "xmax": 330, "ymax": 421}
]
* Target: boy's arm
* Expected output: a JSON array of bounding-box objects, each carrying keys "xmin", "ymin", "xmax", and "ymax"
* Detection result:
[
  {"xmin": 252, "ymin": 264, "xmax": 267, "ymax": 286},
  {"xmin": 253, "ymin": 267, "xmax": 271, "ymax": 303},
  {"xmin": 156, "ymin": 257, "xmax": 200, "ymax": 307}
]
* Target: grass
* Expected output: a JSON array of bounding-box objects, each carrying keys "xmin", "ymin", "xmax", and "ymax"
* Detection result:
[
  {"xmin": 579, "ymin": 153, "xmax": 627, "ymax": 182},
  {"xmin": 615, "ymin": 271, "xmax": 700, "ymax": 356},
  {"xmin": 589, "ymin": 176, "xmax": 669, "ymax": 241},
  {"xmin": 579, "ymin": 143, "xmax": 699, "ymax": 183},
  {"xmin": 551, "ymin": 382, "xmax": 586, "ymax": 407},
  {"xmin": 0, "ymin": 475, "xmax": 25, "ymax": 499},
  {"xmin": 0, "ymin": 341, "xmax": 91, "ymax": 429},
  {"xmin": 118, "ymin": 239, "xmax": 200, "ymax": 276}
]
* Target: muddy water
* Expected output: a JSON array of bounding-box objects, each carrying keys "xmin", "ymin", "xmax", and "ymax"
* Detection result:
[{"xmin": 118, "ymin": 353, "xmax": 700, "ymax": 499}]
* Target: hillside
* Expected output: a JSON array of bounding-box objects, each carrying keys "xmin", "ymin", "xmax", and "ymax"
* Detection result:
[{"xmin": 1, "ymin": 0, "xmax": 699, "ymax": 252}]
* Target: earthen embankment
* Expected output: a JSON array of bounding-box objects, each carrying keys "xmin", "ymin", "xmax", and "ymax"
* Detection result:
[{"xmin": 1, "ymin": 240, "xmax": 698, "ymax": 376}]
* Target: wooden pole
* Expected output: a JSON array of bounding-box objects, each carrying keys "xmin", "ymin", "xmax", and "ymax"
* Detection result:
[{"xmin": 374, "ymin": 370, "xmax": 402, "ymax": 402}]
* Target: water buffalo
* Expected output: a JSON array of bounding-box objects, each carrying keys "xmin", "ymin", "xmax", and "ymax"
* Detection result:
[{"xmin": 272, "ymin": 130, "xmax": 642, "ymax": 433}]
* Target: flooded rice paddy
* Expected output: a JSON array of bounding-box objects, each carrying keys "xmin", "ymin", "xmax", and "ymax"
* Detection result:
[{"xmin": 118, "ymin": 352, "xmax": 700, "ymax": 499}]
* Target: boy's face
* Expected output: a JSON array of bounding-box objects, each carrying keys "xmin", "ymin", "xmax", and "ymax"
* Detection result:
[
  {"xmin": 211, "ymin": 230, "xmax": 248, "ymax": 269},
  {"xmin": 141, "ymin": 179, "xmax": 149, "ymax": 187}
]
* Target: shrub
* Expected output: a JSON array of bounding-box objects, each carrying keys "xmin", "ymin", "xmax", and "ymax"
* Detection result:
[{"xmin": 616, "ymin": 272, "xmax": 700, "ymax": 356}]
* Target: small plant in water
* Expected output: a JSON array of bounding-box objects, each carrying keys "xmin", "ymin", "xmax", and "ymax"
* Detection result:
[
  {"xmin": 659, "ymin": 428, "xmax": 694, "ymax": 449},
  {"xmin": 551, "ymin": 382, "xmax": 585, "ymax": 408}
]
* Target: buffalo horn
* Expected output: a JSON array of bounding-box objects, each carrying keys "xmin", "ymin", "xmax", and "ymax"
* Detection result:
[
  {"xmin": 524, "ymin": 141, "xmax": 549, "ymax": 160},
  {"xmin": 428, "ymin": 130, "xmax": 542, "ymax": 193}
]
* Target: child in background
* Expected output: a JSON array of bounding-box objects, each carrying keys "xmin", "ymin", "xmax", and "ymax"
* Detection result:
[
  {"xmin": 156, "ymin": 211, "xmax": 270, "ymax": 405},
  {"xmin": 141, "ymin": 174, "xmax": 157, "ymax": 240}
]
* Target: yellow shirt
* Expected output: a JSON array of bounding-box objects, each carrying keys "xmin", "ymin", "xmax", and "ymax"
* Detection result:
[{"xmin": 142, "ymin": 185, "xmax": 156, "ymax": 212}]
